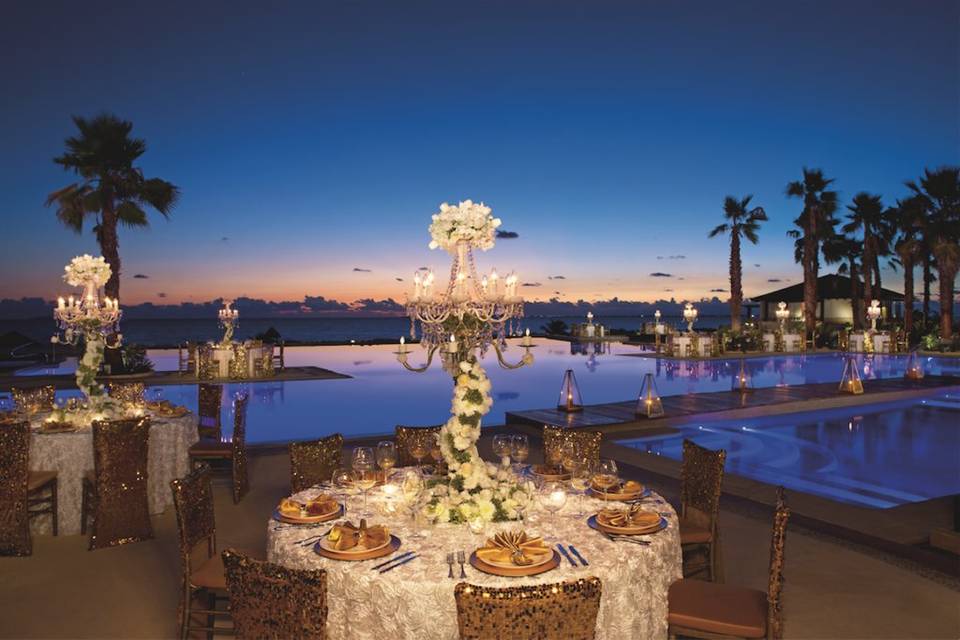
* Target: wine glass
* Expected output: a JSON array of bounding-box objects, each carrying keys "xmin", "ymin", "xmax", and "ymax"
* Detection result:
[
  {"xmin": 376, "ymin": 441, "xmax": 397, "ymax": 480},
  {"xmin": 351, "ymin": 447, "xmax": 376, "ymax": 516},
  {"xmin": 331, "ymin": 467, "xmax": 352, "ymax": 517},
  {"xmin": 429, "ymin": 432, "xmax": 443, "ymax": 474},
  {"xmin": 593, "ymin": 459, "xmax": 619, "ymax": 498},
  {"xmin": 510, "ymin": 434, "xmax": 529, "ymax": 474},
  {"xmin": 408, "ymin": 433, "xmax": 430, "ymax": 470},
  {"xmin": 538, "ymin": 481, "xmax": 567, "ymax": 540},
  {"xmin": 400, "ymin": 468, "xmax": 425, "ymax": 539},
  {"xmin": 559, "ymin": 441, "xmax": 578, "ymax": 475},
  {"xmin": 569, "ymin": 464, "xmax": 591, "ymax": 518},
  {"xmin": 492, "ymin": 434, "xmax": 512, "ymax": 467},
  {"xmin": 544, "ymin": 444, "xmax": 562, "ymax": 474}
]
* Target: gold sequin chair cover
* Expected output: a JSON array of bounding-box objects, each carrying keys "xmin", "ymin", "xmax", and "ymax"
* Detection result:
[
  {"xmin": 680, "ymin": 439, "xmax": 727, "ymax": 582},
  {"xmin": 231, "ymin": 393, "xmax": 250, "ymax": 503},
  {"xmin": 542, "ymin": 425, "xmax": 602, "ymax": 469},
  {"xmin": 82, "ymin": 417, "xmax": 153, "ymax": 550},
  {"xmin": 272, "ymin": 340, "xmax": 285, "ymax": 371},
  {"xmin": 454, "ymin": 577, "xmax": 603, "ymax": 640},
  {"xmin": 197, "ymin": 344, "xmax": 217, "ymax": 380},
  {"xmin": 767, "ymin": 488, "xmax": 790, "ymax": 639},
  {"xmin": 108, "ymin": 382, "xmax": 145, "ymax": 406},
  {"xmin": 222, "ymin": 548, "xmax": 328, "ymax": 640},
  {"xmin": 178, "ymin": 342, "xmax": 197, "ymax": 376},
  {"xmin": 171, "ymin": 465, "xmax": 228, "ymax": 639},
  {"xmin": 229, "ymin": 342, "xmax": 249, "ymax": 380},
  {"xmin": 395, "ymin": 424, "xmax": 442, "ymax": 467},
  {"xmin": 0, "ymin": 421, "xmax": 31, "ymax": 556},
  {"xmin": 11, "ymin": 385, "xmax": 56, "ymax": 415},
  {"xmin": 290, "ymin": 434, "xmax": 343, "ymax": 493},
  {"xmin": 198, "ymin": 383, "xmax": 223, "ymax": 440}
]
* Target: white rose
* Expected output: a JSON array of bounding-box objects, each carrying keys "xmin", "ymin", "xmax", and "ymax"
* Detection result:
[{"xmin": 477, "ymin": 500, "xmax": 496, "ymax": 522}]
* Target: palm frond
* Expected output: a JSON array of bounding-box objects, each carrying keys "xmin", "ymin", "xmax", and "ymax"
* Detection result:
[
  {"xmin": 708, "ymin": 223, "xmax": 729, "ymax": 238},
  {"xmin": 116, "ymin": 201, "xmax": 149, "ymax": 227}
]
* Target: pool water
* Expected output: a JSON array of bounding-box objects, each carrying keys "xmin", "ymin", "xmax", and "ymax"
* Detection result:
[
  {"xmin": 617, "ymin": 395, "xmax": 960, "ymax": 508},
  {"xmin": 7, "ymin": 340, "xmax": 960, "ymax": 445}
]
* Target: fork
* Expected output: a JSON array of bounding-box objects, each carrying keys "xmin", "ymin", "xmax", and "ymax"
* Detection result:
[
  {"xmin": 456, "ymin": 550, "xmax": 467, "ymax": 578},
  {"xmin": 446, "ymin": 552, "xmax": 455, "ymax": 578}
]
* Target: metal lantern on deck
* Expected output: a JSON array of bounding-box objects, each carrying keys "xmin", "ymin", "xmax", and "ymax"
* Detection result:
[
  {"xmin": 732, "ymin": 358, "xmax": 753, "ymax": 393},
  {"xmin": 904, "ymin": 350, "xmax": 924, "ymax": 380},
  {"xmin": 557, "ymin": 369, "xmax": 583, "ymax": 412},
  {"xmin": 635, "ymin": 372, "xmax": 665, "ymax": 418},
  {"xmin": 839, "ymin": 355, "xmax": 864, "ymax": 395}
]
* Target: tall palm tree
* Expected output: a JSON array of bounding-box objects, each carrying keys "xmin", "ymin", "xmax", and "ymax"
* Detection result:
[
  {"xmin": 708, "ymin": 195, "xmax": 767, "ymax": 332},
  {"xmin": 906, "ymin": 166, "xmax": 960, "ymax": 339},
  {"xmin": 45, "ymin": 113, "xmax": 179, "ymax": 300},
  {"xmin": 823, "ymin": 232, "xmax": 864, "ymax": 329},
  {"xmin": 786, "ymin": 168, "xmax": 839, "ymax": 335},
  {"xmin": 893, "ymin": 195, "xmax": 926, "ymax": 337},
  {"xmin": 842, "ymin": 192, "xmax": 893, "ymax": 317}
]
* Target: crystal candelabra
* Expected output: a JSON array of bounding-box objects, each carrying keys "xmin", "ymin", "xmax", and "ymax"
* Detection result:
[
  {"xmin": 683, "ymin": 302, "xmax": 699, "ymax": 333},
  {"xmin": 775, "ymin": 301, "xmax": 790, "ymax": 331},
  {"xmin": 218, "ymin": 300, "xmax": 239, "ymax": 344},
  {"xmin": 866, "ymin": 300, "xmax": 881, "ymax": 332},
  {"xmin": 53, "ymin": 290, "xmax": 122, "ymax": 347},
  {"xmin": 399, "ymin": 241, "xmax": 533, "ymax": 375}
]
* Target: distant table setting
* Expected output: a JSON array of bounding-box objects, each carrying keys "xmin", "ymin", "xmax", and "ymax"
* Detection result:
[
  {"xmin": 672, "ymin": 334, "xmax": 712, "ymax": 357},
  {"xmin": 266, "ymin": 470, "xmax": 682, "ymax": 639},
  {"xmin": 208, "ymin": 342, "xmax": 271, "ymax": 379},
  {"xmin": 22, "ymin": 401, "xmax": 198, "ymax": 535},
  {"xmin": 763, "ymin": 332, "xmax": 802, "ymax": 352}
]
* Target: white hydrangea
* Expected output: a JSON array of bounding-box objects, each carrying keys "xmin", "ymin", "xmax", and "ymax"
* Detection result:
[
  {"xmin": 428, "ymin": 199, "xmax": 502, "ymax": 253},
  {"xmin": 64, "ymin": 254, "xmax": 112, "ymax": 288}
]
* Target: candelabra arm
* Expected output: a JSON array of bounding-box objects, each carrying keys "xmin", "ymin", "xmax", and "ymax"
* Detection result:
[
  {"xmin": 492, "ymin": 341, "xmax": 534, "ymax": 370},
  {"xmin": 398, "ymin": 344, "xmax": 438, "ymax": 373}
]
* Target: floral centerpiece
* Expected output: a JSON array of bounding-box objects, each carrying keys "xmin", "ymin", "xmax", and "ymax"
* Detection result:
[{"xmin": 428, "ymin": 199, "xmax": 501, "ymax": 252}]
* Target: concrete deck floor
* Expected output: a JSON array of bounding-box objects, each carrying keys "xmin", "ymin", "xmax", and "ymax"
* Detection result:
[{"xmin": 1, "ymin": 436, "xmax": 958, "ymax": 639}]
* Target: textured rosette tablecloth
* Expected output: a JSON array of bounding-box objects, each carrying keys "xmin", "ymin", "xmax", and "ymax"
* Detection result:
[
  {"xmin": 267, "ymin": 487, "xmax": 682, "ymax": 640},
  {"xmin": 28, "ymin": 412, "xmax": 199, "ymax": 535}
]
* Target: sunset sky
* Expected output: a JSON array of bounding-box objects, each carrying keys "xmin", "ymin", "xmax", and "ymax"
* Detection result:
[{"xmin": 1, "ymin": 0, "xmax": 957, "ymax": 308}]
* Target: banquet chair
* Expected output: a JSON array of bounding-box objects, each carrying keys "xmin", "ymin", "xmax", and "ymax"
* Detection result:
[
  {"xmin": 222, "ymin": 548, "xmax": 328, "ymax": 640},
  {"xmin": 895, "ymin": 329, "xmax": 909, "ymax": 353},
  {"xmin": 290, "ymin": 433, "xmax": 344, "ymax": 493},
  {"xmin": 454, "ymin": 577, "xmax": 603, "ymax": 640},
  {"xmin": 178, "ymin": 342, "xmax": 197, "ymax": 376},
  {"xmin": 197, "ymin": 383, "xmax": 223, "ymax": 440},
  {"xmin": 229, "ymin": 343, "xmax": 249, "ymax": 380},
  {"xmin": 395, "ymin": 424, "xmax": 442, "ymax": 467},
  {"xmin": 252, "ymin": 344, "xmax": 274, "ymax": 378},
  {"xmin": 668, "ymin": 488, "xmax": 790, "ymax": 640},
  {"xmin": 679, "ymin": 439, "xmax": 727, "ymax": 582},
  {"xmin": 170, "ymin": 465, "xmax": 265, "ymax": 639},
  {"xmin": 197, "ymin": 344, "xmax": 217, "ymax": 380},
  {"xmin": 272, "ymin": 339, "xmax": 286, "ymax": 371},
  {"xmin": 108, "ymin": 382, "xmax": 145, "ymax": 406},
  {"xmin": 11, "ymin": 385, "xmax": 56, "ymax": 415},
  {"xmin": 542, "ymin": 425, "xmax": 601, "ymax": 469},
  {"xmin": 0, "ymin": 421, "xmax": 59, "ymax": 554},
  {"xmin": 81, "ymin": 417, "xmax": 153, "ymax": 550},
  {"xmin": 189, "ymin": 393, "xmax": 250, "ymax": 503}
]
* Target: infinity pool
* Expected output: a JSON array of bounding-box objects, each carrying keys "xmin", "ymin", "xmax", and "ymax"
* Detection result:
[
  {"xmin": 8, "ymin": 340, "xmax": 960, "ymax": 444},
  {"xmin": 617, "ymin": 395, "xmax": 960, "ymax": 508}
]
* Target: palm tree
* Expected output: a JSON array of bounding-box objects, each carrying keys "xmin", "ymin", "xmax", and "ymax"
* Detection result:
[
  {"xmin": 842, "ymin": 193, "xmax": 894, "ymax": 318},
  {"xmin": 823, "ymin": 232, "xmax": 864, "ymax": 329},
  {"xmin": 45, "ymin": 114, "xmax": 179, "ymax": 300},
  {"xmin": 786, "ymin": 168, "xmax": 839, "ymax": 336},
  {"xmin": 708, "ymin": 195, "xmax": 767, "ymax": 332},
  {"xmin": 893, "ymin": 195, "xmax": 926, "ymax": 337},
  {"xmin": 906, "ymin": 167, "xmax": 960, "ymax": 339}
]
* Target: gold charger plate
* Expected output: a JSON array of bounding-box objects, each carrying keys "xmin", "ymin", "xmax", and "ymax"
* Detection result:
[
  {"xmin": 314, "ymin": 535, "xmax": 400, "ymax": 561},
  {"xmin": 530, "ymin": 465, "xmax": 571, "ymax": 481},
  {"xmin": 587, "ymin": 485, "xmax": 650, "ymax": 502},
  {"xmin": 587, "ymin": 514, "xmax": 668, "ymax": 536},
  {"xmin": 272, "ymin": 503, "xmax": 343, "ymax": 525},
  {"xmin": 469, "ymin": 549, "xmax": 560, "ymax": 577}
]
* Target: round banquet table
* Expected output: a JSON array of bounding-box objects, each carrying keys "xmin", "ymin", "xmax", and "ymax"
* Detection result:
[
  {"xmin": 267, "ymin": 486, "xmax": 682, "ymax": 639},
  {"xmin": 27, "ymin": 412, "xmax": 199, "ymax": 535}
]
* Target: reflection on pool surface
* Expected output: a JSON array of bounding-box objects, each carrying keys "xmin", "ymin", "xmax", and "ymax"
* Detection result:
[
  {"xmin": 617, "ymin": 395, "xmax": 960, "ymax": 508},
  {"xmin": 8, "ymin": 339, "xmax": 960, "ymax": 445}
]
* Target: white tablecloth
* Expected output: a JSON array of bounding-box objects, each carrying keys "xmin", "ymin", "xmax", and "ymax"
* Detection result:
[
  {"xmin": 210, "ymin": 344, "xmax": 269, "ymax": 378},
  {"xmin": 267, "ymin": 487, "xmax": 682, "ymax": 640},
  {"xmin": 28, "ymin": 413, "xmax": 199, "ymax": 535},
  {"xmin": 849, "ymin": 332, "xmax": 865, "ymax": 352},
  {"xmin": 783, "ymin": 333, "xmax": 801, "ymax": 352},
  {"xmin": 873, "ymin": 333, "xmax": 890, "ymax": 353},
  {"xmin": 673, "ymin": 335, "xmax": 710, "ymax": 357},
  {"xmin": 762, "ymin": 333, "xmax": 776, "ymax": 352}
]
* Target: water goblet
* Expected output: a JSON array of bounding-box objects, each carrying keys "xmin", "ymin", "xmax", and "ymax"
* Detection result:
[
  {"xmin": 376, "ymin": 440, "xmax": 397, "ymax": 479},
  {"xmin": 351, "ymin": 446, "xmax": 376, "ymax": 516},
  {"xmin": 401, "ymin": 468, "xmax": 425, "ymax": 540},
  {"xmin": 510, "ymin": 434, "xmax": 530, "ymax": 474},
  {"xmin": 593, "ymin": 459, "xmax": 619, "ymax": 498},
  {"xmin": 408, "ymin": 433, "xmax": 430, "ymax": 471},
  {"xmin": 492, "ymin": 434, "xmax": 512, "ymax": 467},
  {"xmin": 538, "ymin": 481, "xmax": 567, "ymax": 541},
  {"xmin": 331, "ymin": 467, "xmax": 352, "ymax": 516},
  {"xmin": 569, "ymin": 465, "xmax": 591, "ymax": 518},
  {"xmin": 559, "ymin": 441, "xmax": 578, "ymax": 475},
  {"xmin": 429, "ymin": 433, "xmax": 444, "ymax": 474}
]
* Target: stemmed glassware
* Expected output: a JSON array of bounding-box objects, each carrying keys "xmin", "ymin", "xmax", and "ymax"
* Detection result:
[
  {"xmin": 428, "ymin": 433, "xmax": 444, "ymax": 474},
  {"xmin": 492, "ymin": 434, "xmax": 512, "ymax": 467},
  {"xmin": 510, "ymin": 434, "xmax": 529, "ymax": 474},
  {"xmin": 400, "ymin": 468, "xmax": 425, "ymax": 539},
  {"xmin": 408, "ymin": 433, "xmax": 430, "ymax": 471},
  {"xmin": 351, "ymin": 446, "xmax": 377, "ymax": 517},
  {"xmin": 331, "ymin": 467, "xmax": 352, "ymax": 517},
  {"xmin": 538, "ymin": 481, "xmax": 567, "ymax": 541},
  {"xmin": 559, "ymin": 441, "xmax": 578, "ymax": 476},
  {"xmin": 593, "ymin": 459, "xmax": 619, "ymax": 498},
  {"xmin": 569, "ymin": 463, "xmax": 591, "ymax": 518},
  {"xmin": 376, "ymin": 441, "xmax": 397, "ymax": 480}
]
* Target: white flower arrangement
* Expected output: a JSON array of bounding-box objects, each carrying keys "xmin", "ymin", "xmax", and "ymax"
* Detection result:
[
  {"xmin": 428, "ymin": 200, "xmax": 502, "ymax": 253},
  {"xmin": 423, "ymin": 358, "xmax": 533, "ymax": 524},
  {"xmin": 64, "ymin": 254, "xmax": 111, "ymax": 289}
]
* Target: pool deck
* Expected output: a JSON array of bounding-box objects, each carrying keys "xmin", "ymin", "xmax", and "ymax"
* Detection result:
[
  {"xmin": 1, "ymin": 365, "xmax": 351, "ymax": 391},
  {"xmin": 505, "ymin": 374, "xmax": 960, "ymax": 434}
]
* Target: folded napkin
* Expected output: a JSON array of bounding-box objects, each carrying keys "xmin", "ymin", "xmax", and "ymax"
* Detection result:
[
  {"xmin": 592, "ymin": 478, "xmax": 643, "ymax": 494},
  {"xmin": 597, "ymin": 505, "xmax": 661, "ymax": 529},
  {"xmin": 279, "ymin": 494, "xmax": 339, "ymax": 518},
  {"xmin": 475, "ymin": 531, "xmax": 552, "ymax": 566},
  {"xmin": 327, "ymin": 519, "xmax": 389, "ymax": 551}
]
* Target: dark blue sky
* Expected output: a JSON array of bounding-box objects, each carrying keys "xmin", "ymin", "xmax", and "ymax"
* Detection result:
[{"xmin": 1, "ymin": 0, "xmax": 957, "ymax": 305}]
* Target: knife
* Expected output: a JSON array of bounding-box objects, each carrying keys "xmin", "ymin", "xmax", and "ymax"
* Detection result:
[
  {"xmin": 556, "ymin": 544, "xmax": 577, "ymax": 567},
  {"xmin": 371, "ymin": 550, "xmax": 414, "ymax": 570},
  {"xmin": 568, "ymin": 545, "xmax": 588, "ymax": 566},
  {"xmin": 379, "ymin": 554, "xmax": 419, "ymax": 573}
]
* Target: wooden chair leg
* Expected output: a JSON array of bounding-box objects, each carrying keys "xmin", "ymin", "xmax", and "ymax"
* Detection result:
[
  {"xmin": 206, "ymin": 591, "xmax": 216, "ymax": 640},
  {"xmin": 51, "ymin": 481, "xmax": 58, "ymax": 536},
  {"xmin": 80, "ymin": 481, "xmax": 88, "ymax": 535}
]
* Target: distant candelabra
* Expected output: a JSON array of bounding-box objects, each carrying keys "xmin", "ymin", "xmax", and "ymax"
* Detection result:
[
  {"xmin": 219, "ymin": 300, "xmax": 239, "ymax": 344},
  {"xmin": 866, "ymin": 300, "xmax": 881, "ymax": 332},
  {"xmin": 683, "ymin": 302, "xmax": 698, "ymax": 333},
  {"xmin": 775, "ymin": 301, "xmax": 790, "ymax": 331}
]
